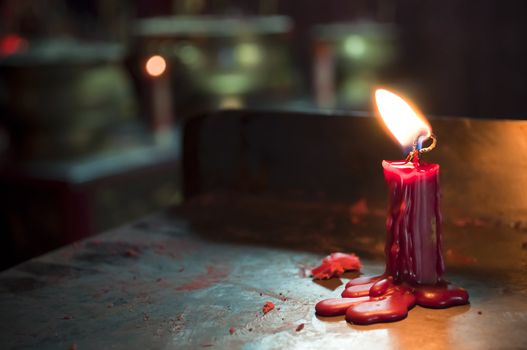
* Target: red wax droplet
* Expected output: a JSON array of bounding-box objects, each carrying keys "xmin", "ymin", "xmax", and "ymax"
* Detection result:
[
  {"xmin": 414, "ymin": 283, "xmax": 469, "ymax": 308},
  {"xmin": 345, "ymin": 275, "xmax": 382, "ymax": 288},
  {"xmin": 315, "ymin": 297, "xmax": 370, "ymax": 316},
  {"xmin": 345, "ymin": 291, "xmax": 414, "ymax": 325},
  {"xmin": 369, "ymin": 277, "xmax": 393, "ymax": 297},
  {"xmin": 341, "ymin": 283, "xmax": 375, "ymax": 298}
]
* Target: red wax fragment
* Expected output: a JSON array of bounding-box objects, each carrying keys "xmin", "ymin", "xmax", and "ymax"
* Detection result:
[
  {"xmin": 296, "ymin": 323, "xmax": 305, "ymax": 332},
  {"xmin": 262, "ymin": 301, "xmax": 275, "ymax": 314},
  {"xmin": 69, "ymin": 343, "xmax": 78, "ymax": 350},
  {"xmin": 311, "ymin": 252, "xmax": 361, "ymax": 279},
  {"xmin": 63, "ymin": 315, "xmax": 72, "ymax": 320},
  {"xmin": 229, "ymin": 327, "xmax": 236, "ymax": 335}
]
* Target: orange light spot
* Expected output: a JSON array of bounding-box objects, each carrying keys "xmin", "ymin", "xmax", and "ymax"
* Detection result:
[{"xmin": 145, "ymin": 55, "xmax": 166, "ymax": 77}]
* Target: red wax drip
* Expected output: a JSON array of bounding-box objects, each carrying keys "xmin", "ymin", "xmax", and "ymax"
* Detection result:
[{"xmin": 315, "ymin": 156, "xmax": 470, "ymax": 325}]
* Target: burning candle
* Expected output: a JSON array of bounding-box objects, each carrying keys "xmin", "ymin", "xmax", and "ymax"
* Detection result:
[
  {"xmin": 377, "ymin": 89, "xmax": 443, "ymax": 285},
  {"xmin": 315, "ymin": 88, "xmax": 469, "ymax": 325}
]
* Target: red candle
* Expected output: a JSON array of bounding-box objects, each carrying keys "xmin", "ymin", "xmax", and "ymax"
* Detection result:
[
  {"xmin": 383, "ymin": 157, "xmax": 443, "ymax": 285},
  {"xmin": 315, "ymin": 89, "xmax": 469, "ymax": 325}
]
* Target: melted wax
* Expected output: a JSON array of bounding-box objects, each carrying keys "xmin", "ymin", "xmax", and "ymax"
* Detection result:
[{"xmin": 315, "ymin": 156, "xmax": 469, "ymax": 325}]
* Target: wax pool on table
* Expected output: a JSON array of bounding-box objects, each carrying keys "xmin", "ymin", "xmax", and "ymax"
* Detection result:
[{"xmin": 315, "ymin": 89, "xmax": 469, "ymax": 325}]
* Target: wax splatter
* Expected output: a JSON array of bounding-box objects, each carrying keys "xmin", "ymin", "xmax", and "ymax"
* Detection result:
[
  {"xmin": 316, "ymin": 275, "xmax": 468, "ymax": 324},
  {"xmin": 229, "ymin": 327, "xmax": 236, "ymax": 335},
  {"xmin": 311, "ymin": 252, "xmax": 361, "ymax": 279},
  {"xmin": 295, "ymin": 323, "xmax": 304, "ymax": 332},
  {"xmin": 262, "ymin": 301, "xmax": 275, "ymax": 314}
]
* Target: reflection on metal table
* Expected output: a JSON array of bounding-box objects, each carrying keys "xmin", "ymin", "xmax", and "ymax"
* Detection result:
[{"xmin": 1, "ymin": 110, "xmax": 526, "ymax": 349}]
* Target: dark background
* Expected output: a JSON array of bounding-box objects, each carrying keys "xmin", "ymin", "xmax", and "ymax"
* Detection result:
[
  {"xmin": 3, "ymin": 0, "xmax": 527, "ymax": 117},
  {"xmin": 0, "ymin": 0, "xmax": 526, "ymax": 269}
]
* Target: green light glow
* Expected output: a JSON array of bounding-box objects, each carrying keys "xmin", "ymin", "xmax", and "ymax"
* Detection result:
[
  {"xmin": 175, "ymin": 43, "xmax": 203, "ymax": 68},
  {"xmin": 204, "ymin": 72, "xmax": 256, "ymax": 95},
  {"xmin": 235, "ymin": 43, "xmax": 262, "ymax": 67},
  {"xmin": 343, "ymin": 35, "xmax": 367, "ymax": 58}
]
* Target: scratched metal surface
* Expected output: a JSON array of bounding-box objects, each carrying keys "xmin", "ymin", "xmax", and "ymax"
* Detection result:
[{"xmin": 0, "ymin": 193, "xmax": 526, "ymax": 350}]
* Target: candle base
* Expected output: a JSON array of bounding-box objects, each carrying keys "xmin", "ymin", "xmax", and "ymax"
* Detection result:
[
  {"xmin": 315, "ymin": 156, "xmax": 469, "ymax": 325},
  {"xmin": 316, "ymin": 274, "xmax": 469, "ymax": 325}
]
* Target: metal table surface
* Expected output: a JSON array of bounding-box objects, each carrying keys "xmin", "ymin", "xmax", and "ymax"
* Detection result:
[{"xmin": 1, "ymin": 193, "xmax": 526, "ymax": 350}]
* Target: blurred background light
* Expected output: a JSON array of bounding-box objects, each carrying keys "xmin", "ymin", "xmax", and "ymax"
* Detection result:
[
  {"xmin": 145, "ymin": 55, "xmax": 167, "ymax": 77},
  {"xmin": 343, "ymin": 35, "xmax": 366, "ymax": 59},
  {"xmin": 175, "ymin": 43, "xmax": 203, "ymax": 68},
  {"xmin": 0, "ymin": 34, "xmax": 28, "ymax": 56},
  {"xmin": 236, "ymin": 42, "xmax": 262, "ymax": 67}
]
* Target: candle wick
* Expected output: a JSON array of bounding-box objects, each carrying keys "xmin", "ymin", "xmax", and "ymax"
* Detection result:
[
  {"xmin": 419, "ymin": 134, "xmax": 437, "ymax": 154},
  {"xmin": 406, "ymin": 134, "xmax": 437, "ymax": 162}
]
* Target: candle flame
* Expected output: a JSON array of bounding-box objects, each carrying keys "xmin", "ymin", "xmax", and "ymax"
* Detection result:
[{"xmin": 375, "ymin": 88, "xmax": 431, "ymax": 149}]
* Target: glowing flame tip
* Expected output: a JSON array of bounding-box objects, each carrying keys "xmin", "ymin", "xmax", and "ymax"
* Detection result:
[{"xmin": 374, "ymin": 88, "xmax": 431, "ymax": 149}]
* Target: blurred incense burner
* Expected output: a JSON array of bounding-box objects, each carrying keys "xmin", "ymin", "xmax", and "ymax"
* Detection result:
[
  {"xmin": 0, "ymin": 39, "xmax": 136, "ymax": 160},
  {"xmin": 315, "ymin": 89, "xmax": 469, "ymax": 324}
]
